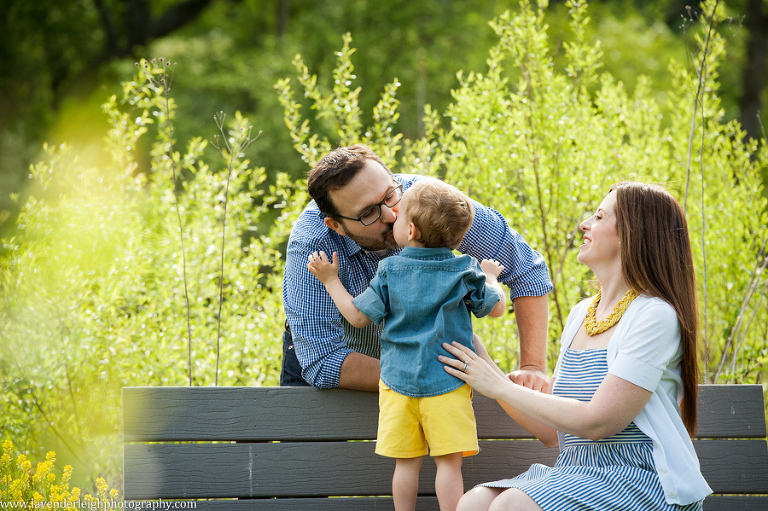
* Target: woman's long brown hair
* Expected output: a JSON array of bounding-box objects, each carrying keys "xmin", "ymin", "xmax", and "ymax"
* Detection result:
[{"xmin": 612, "ymin": 182, "xmax": 699, "ymax": 437}]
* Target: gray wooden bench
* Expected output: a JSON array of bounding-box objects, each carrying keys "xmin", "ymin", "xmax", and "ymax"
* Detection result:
[{"xmin": 123, "ymin": 384, "xmax": 768, "ymax": 509}]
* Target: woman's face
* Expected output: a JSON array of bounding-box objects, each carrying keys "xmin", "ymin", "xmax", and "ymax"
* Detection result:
[{"xmin": 578, "ymin": 190, "xmax": 621, "ymax": 269}]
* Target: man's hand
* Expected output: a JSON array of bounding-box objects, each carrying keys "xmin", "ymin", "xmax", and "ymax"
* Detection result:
[
  {"xmin": 307, "ymin": 251, "xmax": 339, "ymax": 284},
  {"xmin": 508, "ymin": 366, "xmax": 551, "ymax": 393}
]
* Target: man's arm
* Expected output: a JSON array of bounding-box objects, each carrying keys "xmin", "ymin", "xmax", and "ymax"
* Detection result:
[
  {"xmin": 456, "ymin": 199, "xmax": 552, "ymax": 391},
  {"xmin": 339, "ymin": 352, "xmax": 380, "ymax": 391},
  {"xmin": 509, "ymin": 294, "xmax": 550, "ymax": 392},
  {"xmin": 283, "ymin": 216, "xmax": 364, "ymax": 389}
]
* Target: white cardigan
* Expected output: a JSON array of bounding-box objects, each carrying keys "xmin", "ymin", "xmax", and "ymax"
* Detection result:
[{"xmin": 553, "ymin": 294, "xmax": 712, "ymax": 505}]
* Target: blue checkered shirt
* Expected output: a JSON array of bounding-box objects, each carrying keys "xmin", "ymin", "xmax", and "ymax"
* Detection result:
[{"xmin": 282, "ymin": 174, "xmax": 553, "ymax": 388}]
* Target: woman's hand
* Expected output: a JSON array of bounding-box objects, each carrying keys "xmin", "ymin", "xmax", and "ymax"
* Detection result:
[{"xmin": 440, "ymin": 341, "xmax": 510, "ymax": 400}]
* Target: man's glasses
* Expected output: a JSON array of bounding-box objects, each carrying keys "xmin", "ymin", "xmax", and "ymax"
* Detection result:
[{"xmin": 336, "ymin": 184, "xmax": 403, "ymax": 226}]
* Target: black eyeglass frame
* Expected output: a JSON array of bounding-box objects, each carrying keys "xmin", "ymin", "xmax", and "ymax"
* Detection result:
[{"xmin": 334, "ymin": 184, "xmax": 403, "ymax": 226}]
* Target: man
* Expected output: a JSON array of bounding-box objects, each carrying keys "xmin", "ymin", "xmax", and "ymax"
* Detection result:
[{"xmin": 281, "ymin": 144, "xmax": 552, "ymax": 392}]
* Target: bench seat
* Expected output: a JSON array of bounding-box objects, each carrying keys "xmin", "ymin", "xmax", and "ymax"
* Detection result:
[{"xmin": 123, "ymin": 384, "xmax": 768, "ymax": 509}]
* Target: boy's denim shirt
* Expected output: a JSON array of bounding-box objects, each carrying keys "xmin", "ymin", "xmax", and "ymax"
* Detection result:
[{"xmin": 352, "ymin": 246, "xmax": 502, "ymax": 398}]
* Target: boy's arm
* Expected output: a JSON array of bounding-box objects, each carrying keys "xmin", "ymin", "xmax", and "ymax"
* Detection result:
[
  {"xmin": 480, "ymin": 259, "xmax": 507, "ymax": 317},
  {"xmin": 308, "ymin": 251, "xmax": 373, "ymax": 328}
]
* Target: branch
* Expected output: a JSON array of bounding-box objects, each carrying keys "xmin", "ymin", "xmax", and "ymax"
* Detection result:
[
  {"xmin": 682, "ymin": 0, "xmax": 719, "ymax": 382},
  {"xmin": 211, "ymin": 113, "xmax": 259, "ymax": 386},
  {"xmin": 92, "ymin": 0, "xmax": 121, "ymax": 57},
  {"xmin": 684, "ymin": 0, "xmax": 719, "ymax": 212},
  {"xmin": 140, "ymin": 58, "xmax": 194, "ymax": 386}
]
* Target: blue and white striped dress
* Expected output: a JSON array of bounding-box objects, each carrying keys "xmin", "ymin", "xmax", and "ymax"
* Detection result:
[{"xmin": 482, "ymin": 348, "xmax": 703, "ymax": 511}]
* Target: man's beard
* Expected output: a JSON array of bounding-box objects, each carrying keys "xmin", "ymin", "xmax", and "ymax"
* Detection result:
[{"xmin": 345, "ymin": 226, "xmax": 399, "ymax": 252}]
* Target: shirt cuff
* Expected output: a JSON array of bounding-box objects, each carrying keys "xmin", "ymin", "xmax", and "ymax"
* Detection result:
[
  {"xmin": 506, "ymin": 265, "xmax": 554, "ymax": 300},
  {"xmin": 352, "ymin": 287, "xmax": 387, "ymax": 325},
  {"xmin": 307, "ymin": 348, "xmax": 353, "ymax": 389},
  {"xmin": 609, "ymin": 352, "xmax": 664, "ymax": 392}
]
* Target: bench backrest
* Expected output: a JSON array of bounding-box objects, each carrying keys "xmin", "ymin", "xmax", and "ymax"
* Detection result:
[{"xmin": 123, "ymin": 384, "xmax": 768, "ymax": 509}]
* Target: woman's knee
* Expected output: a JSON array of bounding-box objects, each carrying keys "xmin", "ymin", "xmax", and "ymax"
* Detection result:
[
  {"xmin": 456, "ymin": 486, "xmax": 500, "ymax": 511},
  {"xmin": 488, "ymin": 489, "xmax": 542, "ymax": 511}
]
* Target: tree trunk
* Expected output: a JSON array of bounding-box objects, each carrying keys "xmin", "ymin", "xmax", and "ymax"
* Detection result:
[{"xmin": 276, "ymin": 0, "xmax": 290, "ymax": 39}]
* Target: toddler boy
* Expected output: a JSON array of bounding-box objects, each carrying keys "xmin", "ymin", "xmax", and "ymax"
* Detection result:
[{"xmin": 307, "ymin": 177, "xmax": 506, "ymax": 511}]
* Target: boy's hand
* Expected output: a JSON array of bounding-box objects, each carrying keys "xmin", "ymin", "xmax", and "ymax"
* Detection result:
[
  {"xmin": 307, "ymin": 251, "xmax": 339, "ymax": 284},
  {"xmin": 480, "ymin": 259, "xmax": 504, "ymax": 278}
]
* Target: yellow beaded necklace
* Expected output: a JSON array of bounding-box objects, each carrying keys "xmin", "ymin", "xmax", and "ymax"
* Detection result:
[{"xmin": 584, "ymin": 288, "xmax": 639, "ymax": 336}]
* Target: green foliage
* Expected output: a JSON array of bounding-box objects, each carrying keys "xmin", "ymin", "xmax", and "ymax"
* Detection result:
[
  {"xmin": 0, "ymin": 59, "xmax": 304, "ymax": 487},
  {"xmin": 277, "ymin": 0, "xmax": 768, "ymax": 376}
]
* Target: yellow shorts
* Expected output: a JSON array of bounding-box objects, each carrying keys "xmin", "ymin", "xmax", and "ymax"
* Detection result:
[{"xmin": 375, "ymin": 380, "xmax": 478, "ymax": 458}]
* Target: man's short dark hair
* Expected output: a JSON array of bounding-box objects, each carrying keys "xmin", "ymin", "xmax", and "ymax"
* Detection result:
[{"xmin": 307, "ymin": 145, "xmax": 392, "ymax": 217}]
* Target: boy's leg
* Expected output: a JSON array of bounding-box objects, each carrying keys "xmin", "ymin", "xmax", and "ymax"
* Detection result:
[
  {"xmin": 393, "ymin": 456, "xmax": 424, "ymax": 511},
  {"xmin": 434, "ymin": 452, "xmax": 464, "ymax": 511}
]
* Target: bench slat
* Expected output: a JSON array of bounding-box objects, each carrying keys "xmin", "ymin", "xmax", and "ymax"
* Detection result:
[
  {"xmin": 123, "ymin": 439, "xmax": 765, "ymax": 500},
  {"xmin": 123, "ymin": 440, "xmax": 557, "ymax": 500},
  {"xmin": 124, "ymin": 387, "xmax": 378, "ymax": 442},
  {"xmin": 696, "ymin": 384, "xmax": 767, "ymax": 438},
  {"xmin": 703, "ymin": 496, "xmax": 768, "ymax": 511},
  {"xmin": 696, "ymin": 439, "xmax": 768, "ymax": 493},
  {"xmin": 122, "ymin": 384, "xmax": 766, "ymax": 442}
]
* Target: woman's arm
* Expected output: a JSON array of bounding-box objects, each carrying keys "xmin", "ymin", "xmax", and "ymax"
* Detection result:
[
  {"xmin": 441, "ymin": 342, "xmax": 652, "ymax": 442},
  {"xmin": 472, "ymin": 336, "xmax": 559, "ymax": 446}
]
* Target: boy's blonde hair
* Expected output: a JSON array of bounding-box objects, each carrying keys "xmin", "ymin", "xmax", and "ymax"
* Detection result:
[{"xmin": 406, "ymin": 177, "xmax": 474, "ymax": 249}]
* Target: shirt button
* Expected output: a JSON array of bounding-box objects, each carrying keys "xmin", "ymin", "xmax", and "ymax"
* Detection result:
[{"xmin": 669, "ymin": 491, "xmax": 677, "ymax": 499}]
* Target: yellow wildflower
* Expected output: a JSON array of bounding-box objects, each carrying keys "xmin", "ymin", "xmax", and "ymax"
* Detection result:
[
  {"xmin": 10, "ymin": 478, "xmax": 26, "ymax": 492},
  {"xmin": 0, "ymin": 443, "xmax": 116, "ymax": 507},
  {"xmin": 34, "ymin": 459, "xmax": 52, "ymax": 484},
  {"xmin": 62, "ymin": 465, "xmax": 73, "ymax": 484},
  {"xmin": 95, "ymin": 477, "xmax": 108, "ymax": 498}
]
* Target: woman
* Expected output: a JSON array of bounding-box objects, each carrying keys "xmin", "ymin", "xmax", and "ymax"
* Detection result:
[{"xmin": 441, "ymin": 182, "xmax": 712, "ymax": 510}]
